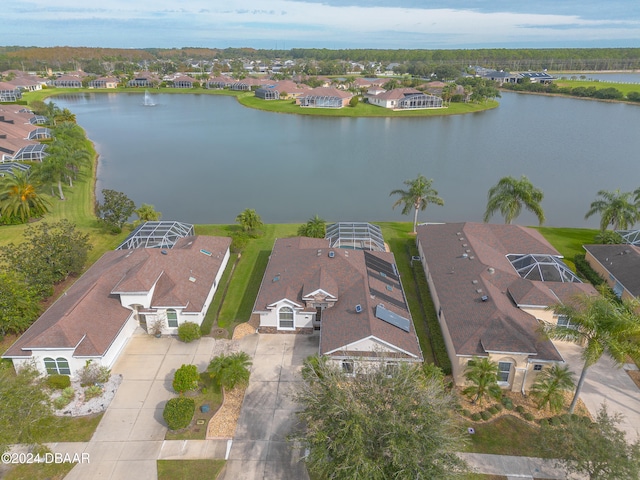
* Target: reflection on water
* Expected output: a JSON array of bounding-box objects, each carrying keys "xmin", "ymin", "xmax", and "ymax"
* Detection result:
[{"xmin": 56, "ymin": 91, "xmax": 640, "ymax": 227}]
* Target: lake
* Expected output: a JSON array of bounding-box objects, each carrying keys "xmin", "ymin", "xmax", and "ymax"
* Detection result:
[{"xmin": 56, "ymin": 91, "xmax": 640, "ymax": 228}]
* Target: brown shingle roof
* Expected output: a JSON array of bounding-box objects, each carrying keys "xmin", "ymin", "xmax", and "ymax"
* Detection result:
[
  {"xmin": 4, "ymin": 236, "xmax": 230, "ymax": 359},
  {"xmin": 416, "ymin": 223, "xmax": 596, "ymax": 361},
  {"xmin": 253, "ymin": 237, "xmax": 422, "ymax": 360},
  {"xmin": 584, "ymin": 244, "xmax": 640, "ymax": 296}
]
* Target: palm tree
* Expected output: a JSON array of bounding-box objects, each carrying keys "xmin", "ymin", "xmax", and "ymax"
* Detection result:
[
  {"xmin": 530, "ymin": 364, "xmax": 575, "ymax": 413},
  {"xmin": 207, "ymin": 352, "xmax": 252, "ymax": 390},
  {"xmin": 483, "ymin": 175, "xmax": 545, "ymax": 225},
  {"xmin": 0, "ymin": 169, "xmax": 51, "ymax": 223},
  {"xmin": 390, "ymin": 174, "xmax": 444, "ymax": 234},
  {"xmin": 542, "ymin": 292, "xmax": 640, "ymax": 413},
  {"xmin": 462, "ymin": 357, "xmax": 502, "ymax": 405},
  {"xmin": 235, "ymin": 208, "xmax": 263, "ymax": 235},
  {"xmin": 585, "ymin": 189, "xmax": 639, "ymax": 231},
  {"xmin": 298, "ymin": 214, "xmax": 326, "ymax": 238}
]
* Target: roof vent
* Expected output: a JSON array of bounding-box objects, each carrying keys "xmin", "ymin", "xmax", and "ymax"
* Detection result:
[
  {"xmin": 328, "ymin": 250, "xmax": 335, "ymax": 258},
  {"xmin": 487, "ymin": 267, "xmax": 495, "ymax": 274},
  {"xmin": 476, "ymin": 288, "xmax": 483, "ymax": 293},
  {"xmin": 481, "ymin": 295, "xmax": 489, "ymax": 302},
  {"xmin": 472, "ymin": 280, "xmax": 478, "ymax": 284},
  {"xmin": 317, "ymin": 249, "xmax": 322, "ymax": 256},
  {"xmin": 161, "ymin": 250, "xmax": 168, "ymax": 255},
  {"xmin": 200, "ymin": 249, "xmax": 212, "ymax": 256},
  {"xmin": 189, "ymin": 276, "xmax": 196, "ymax": 283},
  {"xmin": 462, "ymin": 253, "xmax": 468, "ymax": 258},
  {"xmin": 355, "ymin": 304, "xmax": 362, "ymax": 313},
  {"xmin": 273, "ymin": 274, "xmax": 280, "ymax": 282}
]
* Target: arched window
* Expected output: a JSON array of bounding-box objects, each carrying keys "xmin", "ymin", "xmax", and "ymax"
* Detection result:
[
  {"xmin": 44, "ymin": 357, "xmax": 71, "ymax": 375},
  {"xmin": 167, "ymin": 309, "xmax": 178, "ymax": 328},
  {"xmin": 279, "ymin": 307, "xmax": 294, "ymax": 329}
]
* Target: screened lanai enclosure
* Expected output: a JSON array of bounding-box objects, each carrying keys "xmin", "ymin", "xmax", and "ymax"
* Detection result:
[
  {"xmin": 299, "ymin": 95, "xmax": 344, "ymax": 108},
  {"xmin": 255, "ymin": 88, "xmax": 280, "ymax": 100},
  {"xmin": 506, "ymin": 253, "xmax": 582, "ymax": 283},
  {"xmin": 325, "ymin": 222, "xmax": 386, "ymax": 251},
  {"xmin": 398, "ymin": 93, "xmax": 443, "ymax": 109},
  {"xmin": 116, "ymin": 221, "xmax": 195, "ymax": 250},
  {"xmin": 12, "ymin": 144, "xmax": 48, "ymax": 161},
  {"xmin": 617, "ymin": 230, "xmax": 640, "ymax": 246}
]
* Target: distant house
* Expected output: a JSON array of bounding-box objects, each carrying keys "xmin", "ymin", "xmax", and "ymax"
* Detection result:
[
  {"xmin": 298, "ymin": 87, "xmax": 352, "ymax": 108},
  {"xmin": 252, "ymin": 237, "xmax": 423, "ymax": 373},
  {"xmin": 255, "ymin": 87, "xmax": 280, "ymax": 100},
  {"xmin": 368, "ymin": 87, "xmax": 443, "ymax": 110},
  {"xmin": 518, "ymin": 72, "xmax": 555, "ymax": 84},
  {"xmin": 53, "ymin": 75, "xmax": 83, "ymax": 88},
  {"xmin": 416, "ymin": 222, "xmax": 597, "ymax": 391},
  {"xmin": 89, "ymin": 77, "xmax": 119, "ymax": 89},
  {"xmin": 0, "ymin": 82, "xmax": 22, "ymax": 102},
  {"xmin": 2, "ymin": 236, "xmax": 231, "ymax": 378},
  {"xmin": 127, "ymin": 72, "xmax": 160, "ymax": 88},
  {"xmin": 172, "ymin": 75, "xmax": 197, "ymax": 88},
  {"xmin": 206, "ymin": 76, "xmax": 232, "ymax": 89},
  {"xmin": 583, "ymin": 244, "xmax": 640, "ymax": 300}
]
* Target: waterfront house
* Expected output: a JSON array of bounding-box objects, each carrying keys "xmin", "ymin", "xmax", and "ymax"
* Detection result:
[{"xmin": 584, "ymin": 244, "xmax": 640, "ymax": 300}]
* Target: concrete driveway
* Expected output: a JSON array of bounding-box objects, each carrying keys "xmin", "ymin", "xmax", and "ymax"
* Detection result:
[
  {"xmin": 62, "ymin": 332, "xmax": 247, "ymax": 480},
  {"xmin": 554, "ymin": 340, "xmax": 640, "ymax": 442},
  {"xmin": 220, "ymin": 333, "xmax": 319, "ymax": 480}
]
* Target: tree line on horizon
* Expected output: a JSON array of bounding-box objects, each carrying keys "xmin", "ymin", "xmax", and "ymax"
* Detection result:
[{"xmin": 2, "ymin": 46, "xmax": 640, "ymax": 73}]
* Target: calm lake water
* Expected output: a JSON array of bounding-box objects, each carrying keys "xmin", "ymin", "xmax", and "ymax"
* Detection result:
[{"xmin": 56, "ymin": 91, "xmax": 640, "ymax": 227}]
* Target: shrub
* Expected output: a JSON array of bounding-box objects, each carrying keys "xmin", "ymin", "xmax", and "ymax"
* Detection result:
[
  {"xmin": 461, "ymin": 409, "xmax": 471, "ymax": 418},
  {"xmin": 84, "ymin": 384, "xmax": 103, "ymax": 400},
  {"xmin": 515, "ymin": 405, "xmax": 525, "ymax": 414},
  {"xmin": 488, "ymin": 405, "xmax": 499, "ymax": 415},
  {"xmin": 173, "ymin": 364, "xmax": 200, "ymax": 394},
  {"xmin": 46, "ymin": 374, "xmax": 71, "ymax": 390},
  {"xmin": 560, "ymin": 413, "xmax": 572, "ymax": 424},
  {"xmin": 501, "ymin": 397, "xmax": 514, "ymax": 410},
  {"xmin": 79, "ymin": 361, "xmax": 111, "ymax": 386},
  {"xmin": 230, "ymin": 232, "xmax": 249, "ymax": 253},
  {"xmin": 178, "ymin": 322, "xmax": 202, "ymax": 343},
  {"xmin": 470, "ymin": 413, "xmax": 481, "ymax": 421},
  {"xmin": 550, "ymin": 416, "xmax": 562, "ymax": 426},
  {"xmin": 480, "ymin": 410, "xmax": 492, "ymax": 421},
  {"xmin": 494, "ymin": 403, "xmax": 503, "ymax": 412},
  {"xmin": 53, "ymin": 395, "xmax": 72, "ymax": 409},
  {"xmin": 523, "ymin": 412, "xmax": 535, "ymax": 421},
  {"xmin": 574, "ymin": 254, "xmax": 605, "ymax": 286},
  {"xmin": 163, "ymin": 397, "xmax": 195, "ymax": 430}
]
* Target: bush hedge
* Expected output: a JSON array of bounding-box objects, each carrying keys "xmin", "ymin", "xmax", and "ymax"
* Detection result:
[
  {"xmin": 480, "ymin": 410, "xmax": 492, "ymax": 421},
  {"xmin": 178, "ymin": 322, "xmax": 202, "ymax": 343},
  {"xmin": 163, "ymin": 397, "xmax": 195, "ymax": 430},
  {"xmin": 173, "ymin": 364, "xmax": 200, "ymax": 394},
  {"xmin": 574, "ymin": 254, "xmax": 604, "ymax": 286},
  {"xmin": 470, "ymin": 413, "xmax": 481, "ymax": 421},
  {"xmin": 46, "ymin": 374, "xmax": 71, "ymax": 390}
]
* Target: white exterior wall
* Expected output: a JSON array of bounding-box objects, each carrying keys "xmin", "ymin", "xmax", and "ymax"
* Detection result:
[
  {"xmin": 119, "ymin": 286, "xmax": 155, "ymax": 309},
  {"xmin": 96, "ymin": 315, "xmax": 138, "ymax": 369},
  {"xmin": 259, "ymin": 299, "xmax": 314, "ymax": 330}
]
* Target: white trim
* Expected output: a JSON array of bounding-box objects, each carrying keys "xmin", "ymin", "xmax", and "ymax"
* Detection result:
[
  {"xmin": 324, "ymin": 335, "xmax": 419, "ymax": 359},
  {"xmin": 302, "ymin": 288, "xmax": 337, "ymax": 300}
]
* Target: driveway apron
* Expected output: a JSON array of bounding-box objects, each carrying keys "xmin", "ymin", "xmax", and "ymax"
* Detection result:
[{"xmin": 220, "ymin": 333, "xmax": 319, "ymax": 480}]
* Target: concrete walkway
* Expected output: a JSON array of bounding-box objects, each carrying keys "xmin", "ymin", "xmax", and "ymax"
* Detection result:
[
  {"xmin": 219, "ymin": 333, "xmax": 318, "ymax": 480},
  {"xmin": 459, "ymin": 453, "xmax": 567, "ymax": 479},
  {"xmin": 554, "ymin": 340, "xmax": 640, "ymax": 442}
]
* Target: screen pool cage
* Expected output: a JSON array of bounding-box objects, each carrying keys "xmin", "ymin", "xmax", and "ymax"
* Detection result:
[
  {"xmin": 397, "ymin": 94, "xmax": 443, "ymax": 109},
  {"xmin": 116, "ymin": 221, "xmax": 195, "ymax": 250},
  {"xmin": 255, "ymin": 88, "xmax": 280, "ymax": 100},
  {"xmin": 13, "ymin": 144, "xmax": 47, "ymax": 161},
  {"xmin": 506, "ymin": 253, "xmax": 582, "ymax": 283},
  {"xmin": 325, "ymin": 222, "xmax": 386, "ymax": 251},
  {"xmin": 617, "ymin": 230, "xmax": 640, "ymax": 246},
  {"xmin": 300, "ymin": 95, "xmax": 343, "ymax": 108}
]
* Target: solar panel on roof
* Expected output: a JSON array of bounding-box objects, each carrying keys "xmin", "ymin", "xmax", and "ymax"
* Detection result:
[{"xmin": 375, "ymin": 304, "xmax": 410, "ymax": 332}]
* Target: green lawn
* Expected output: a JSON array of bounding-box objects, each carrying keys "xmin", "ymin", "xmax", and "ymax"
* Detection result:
[
  {"xmin": 535, "ymin": 226, "xmax": 599, "ymax": 270},
  {"xmin": 464, "ymin": 415, "xmax": 546, "ymax": 457},
  {"xmin": 554, "ymin": 79, "xmax": 640, "ymax": 96},
  {"xmin": 239, "ymin": 95, "xmax": 498, "ymax": 117},
  {"xmin": 157, "ymin": 459, "xmax": 225, "ymax": 480},
  {"xmin": 32, "ymin": 413, "xmax": 104, "ymax": 443}
]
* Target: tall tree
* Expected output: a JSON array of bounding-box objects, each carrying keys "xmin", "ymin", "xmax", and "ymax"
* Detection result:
[
  {"xmin": 96, "ymin": 189, "xmax": 136, "ymax": 231},
  {"xmin": 390, "ymin": 174, "xmax": 444, "ymax": 234},
  {"xmin": 135, "ymin": 203, "xmax": 162, "ymax": 223},
  {"xmin": 542, "ymin": 291, "xmax": 640, "ymax": 413},
  {"xmin": 585, "ymin": 189, "xmax": 639, "ymax": 231},
  {"xmin": 0, "ymin": 169, "xmax": 51, "ymax": 223},
  {"xmin": 483, "ymin": 175, "xmax": 545, "ymax": 225},
  {"xmin": 530, "ymin": 364, "xmax": 575, "ymax": 413},
  {"xmin": 292, "ymin": 357, "xmax": 468, "ymax": 479},
  {"xmin": 539, "ymin": 404, "xmax": 640, "ymax": 480},
  {"xmin": 235, "ymin": 208, "xmax": 263, "ymax": 236},
  {"xmin": 297, "ymin": 214, "xmax": 326, "ymax": 238},
  {"xmin": 0, "ymin": 272, "xmax": 41, "ymax": 335},
  {"xmin": 462, "ymin": 356, "xmax": 502, "ymax": 406}
]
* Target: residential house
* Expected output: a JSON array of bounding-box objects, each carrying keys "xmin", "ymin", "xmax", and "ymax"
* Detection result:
[
  {"xmin": 297, "ymin": 87, "xmax": 352, "ymax": 108},
  {"xmin": 3, "ymin": 236, "xmax": 231, "ymax": 378},
  {"xmin": 53, "ymin": 74, "xmax": 85, "ymax": 88},
  {"xmin": 416, "ymin": 222, "xmax": 597, "ymax": 392},
  {"xmin": 368, "ymin": 87, "xmax": 443, "ymax": 110},
  {"xmin": 0, "ymin": 82, "xmax": 22, "ymax": 102},
  {"xmin": 583, "ymin": 244, "xmax": 640, "ymax": 300},
  {"xmin": 171, "ymin": 75, "xmax": 198, "ymax": 88},
  {"xmin": 89, "ymin": 77, "xmax": 119, "ymax": 89},
  {"xmin": 127, "ymin": 72, "xmax": 160, "ymax": 88},
  {"xmin": 252, "ymin": 237, "xmax": 423, "ymax": 374}
]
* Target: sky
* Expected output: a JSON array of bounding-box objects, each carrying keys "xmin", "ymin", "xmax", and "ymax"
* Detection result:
[{"xmin": 3, "ymin": 0, "xmax": 640, "ymax": 50}]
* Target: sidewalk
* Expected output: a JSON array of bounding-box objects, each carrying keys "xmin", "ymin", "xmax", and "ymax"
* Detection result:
[{"xmin": 460, "ymin": 453, "xmax": 567, "ymax": 479}]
